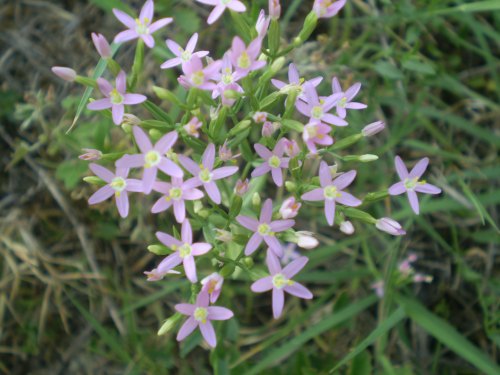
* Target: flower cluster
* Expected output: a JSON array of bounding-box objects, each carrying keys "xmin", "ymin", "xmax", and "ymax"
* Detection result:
[{"xmin": 53, "ymin": 0, "xmax": 442, "ymax": 349}]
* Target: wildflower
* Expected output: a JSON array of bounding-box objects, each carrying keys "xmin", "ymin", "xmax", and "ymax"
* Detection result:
[
  {"xmin": 201, "ymin": 273, "xmax": 224, "ymax": 303},
  {"xmin": 255, "ymin": 10, "xmax": 271, "ymax": 39},
  {"xmin": 51, "ymin": 66, "xmax": 76, "ymax": 82},
  {"xmin": 313, "ymin": 0, "xmax": 346, "ymax": 19},
  {"xmin": 296, "ymin": 83, "xmax": 347, "ymax": 127},
  {"xmin": 122, "ymin": 113, "xmax": 141, "ymax": 127},
  {"xmin": 339, "ymin": 220, "xmax": 354, "ymax": 235},
  {"xmin": 219, "ymin": 140, "xmax": 240, "ymax": 161},
  {"xmin": 178, "ymin": 144, "xmax": 239, "ymax": 204},
  {"xmin": 295, "ymin": 231, "xmax": 319, "ymax": 249},
  {"xmin": 151, "ymin": 177, "xmax": 204, "ymax": 223},
  {"xmin": 87, "ymin": 71, "xmax": 147, "ymax": 125},
  {"xmin": 253, "ymin": 112, "xmax": 268, "ymax": 124},
  {"xmin": 91, "ymin": 33, "xmax": 111, "ymax": 58},
  {"xmin": 116, "ymin": 126, "xmax": 183, "ymax": 194},
  {"xmin": 261, "ymin": 121, "xmax": 275, "ymax": 137},
  {"xmin": 302, "ymin": 121, "xmax": 333, "ymax": 154},
  {"xmin": 362, "ymin": 121, "xmax": 385, "ymax": 137},
  {"xmin": 271, "ymin": 63, "xmax": 322, "ymax": 101},
  {"xmin": 175, "ymin": 291, "xmax": 233, "ymax": 348},
  {"xmin": 234, "ymin": 179, "xmax": 249, "ymax": 196},
  {"xmin": 279, "ymin": 197, "xmax": 301, "ymax": 219},
  {"xmin": 161, "ymin": 33, "xmax": 209, "ymax": 70},
  {"xmin": 184, "ymin": 117, "xmax": 202, "ymax": 138},
  {"xmin": 283, "ymin": 138, "xmax": 300, "ymax": 157},
  {"xmin": 79, "ymin": 148, "xmax": 102, "ymax": 161},
  {"xmin": 212, "ymin": 54, "xmax": 244, "ymax": 103},
  {"xmin": 236, "ymin": 199, "xmax": 295, "ymax": 257},
  {"xmin": 217, "ymin": 82, "xmax": 244, "ymax": 106},
  {"xmin": 375, "ymin": 217, "xmax": 406, "ymax": 236},
  {"xmin": 251, "ymin": 140, "xmax": 290, "ymax": 187},
  {"xmin": 195, "ymin": 0, "xmax": 246, "ymax": 25},
  {"xmin": 178, "ymin": 56, "xmax": 221, "ymax": 91},
  {"xmin": 301, "ymin": 161, "xmax": 361, "ymax": 226},
  {"xmin": 388, "ymin": 156, "xmax": 441, "ymax": 214},
  {"xmin": 113, "ymin": 0, "xmax": 173, "ymax": 48},
  {"xmin": 87, "ymin": 163, "xmax": 143, "ymax": 218},
  {"xmin": 371, "ymin": 280, "xmax": 385, "ymax": 298},
  {"xmin": 251, "ymin": 251, "xmax": 312, "ymax": 319},
  {"xmin": 329, "ymin": 77, "xmax": 367, "ymax": 118},
  {"xmin": 145, "ymin": 220, "xmax": 212, "ymax": 283},
  {"xmin": 230, "ymin": 37, "xmax": 266, "ymax": 76},
  {"xmin": 269, "ymin": 0, "xmax": 281, "ymax": 19}
]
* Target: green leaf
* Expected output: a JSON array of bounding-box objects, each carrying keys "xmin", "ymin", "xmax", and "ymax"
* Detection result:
[
  {"xmin": 55, "ymin": 160, "xmax": 88, "ymax": 189},
  {"xmin": 396, "ymin": 295, "xmax": 500, "ymax": 375},
  {"xmin": 402, "ymin": 58, "xmax": 436, "ymax": 75},
  {"xmin": 374, "ymin": 61, "xmax": 404, "ymax": 80}
]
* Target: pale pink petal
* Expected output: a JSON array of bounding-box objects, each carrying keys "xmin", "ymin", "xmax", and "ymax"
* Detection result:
[
  {"xmin": 178, "ymin": 155, "xmax": 201, "ymax": 175},
  {"xmin": 388, "ymin": 181, "xmax": 406, "ymax": 196},
  {"xmin": 227, "ymin": 1, "xmax": 246, "ymax": 12},
  {"xmin": 125, "ymin": 179, "xmax": 143, "ymax": 192},
  {"xmin": 288, "ymin": 63, "xmax": 299, "ymax": 83},
  {"xmin": 87, "ymin": 98, "xmax": 112, "ymax": 111},
  {"xmin": 212, "ymin": 166, "xmax": 238, "ymax": 180},
  {"xmin": 236, "ymin": 216, "xmax": 259, "ymax": 231},
  {"xmin": 295, "ymin": 100, "xmax": 310, "ymax": 116},
  {"xmin": 157, "ymin": 252, "xmax": 182, "ymax": 273},
  {"xmin": 183, "ymin": 256, "xmax": 197, "ymax": 282},
  {"xmin": 175, "ymin": 303, "xmax": 195, "ymax": 315},
  {"xmin": 196, "ymin": 290, "xmax": 210, "ymax": 307},
  {"xmin": 114, "ymin": 29, "xmax": 139, "ymax": 44},
  {"xmin": 183, "ymin": 188, "xmax": 204, "ymax": 200},
  {"xmin": 301, "ymin": 188, "xmax": 324, "ymax": 201},
  {"xmin": 139, "ymin": 0, "xmax": 154, "ymax": 23},
  {"xmin": 207, "ymin": 4, "xmax": 226, "ymax": 25},
  {"xmin": 155, "ymin": 131, "xmax": 178, "ymax": 153},
  {"xmin": 176, "ymin": 317, "xmax": 198, "ymax": 341},
  {"xmin": 245, "ymin": 232, "xmax": 263, "ymax": 255},
  {"xmin": 200, "ymin": 321, "xmax": 216, "ymax": 348},
  {"xmin": 115, "ymin": 71, "xmax": 126, "ymax": 93},
  {"xmin": 89, "ymin": 163, "xmax": 114, "ymax": 183},
  {"xmin": 205, "ymin": 181, "xmax": 221, "ymax": 204},
  {"xmin": 251, "ymin": 276, "xmax": 273, "ymax": 292},
  {"xmin": 181, "ymin": 218, "xmax": 193, "ymax": 244},
  {"xmin": 263, "ymin": 235, "xmax": 281, "ymax": 255},
  {"xmin": 336, "ymin": 192, "xmax": 361, "ymax": 207},
  {"xmin": 284, "ymin": 283, "xmax": 313, "ymax": 299},
  {"xmin": 173, "ymin": 200, "xmax": 186, "ymax": 223},
  {"xmin": 133, "ymin": 126, "xmax": 153, "ymax": 153},
  {"xmin": 142, "ymin": 166, "xmax": 157, "ymax": 194},
  {"xmin": 116, "ymin": 154, "xmax": 144, "ymax": 168},
  {"xmin": 192, "ymin": 243, "xmax": 212, "ymax": 256},
  {"xmin": 395, "ymin": 156, "xmax": 409, "ymax": 180},
  {"xmin": 407, "ymin": 190, "xmax": 420, "ymax": 214},
  {"xmin": 156, "ymin": 231, "xmax": 182, "ymax": 248},
  {"xmin": 414, "ymin": 183, "xmax": 441, "ymax": 195},
  {"xmin": 271, "ymin": 167, "xmax": 283, "ymax": 186},
  {"xmin": 322, "ymin": 113, "xmax": 348, "ymax": 126},
  {"xmin": 161, "ymin": 57, "xmax": 182, "ymax": 69},
  {"xmin": 254, "ymin": 144, "xmax": 272, "ymax": 159},
  {"xmin": 251, "ymin": 163, "xmax": 271, "ymax": 177},
  {"xmin": 186, "ymin": 33, "xmax": 198, "ymax": 52},
  {"xmin": 345, "ymin": 102, "xmax": 366, "ymax": 109},
  {"xmin": 207, "ymin": 306, "xmax": 234, "ymax": 320},
  {"xmin": 333, "ymin": 170, "xmax": 356, "ymax": 190},
  {"xmin": 304, "ymin": 82, "xmax": 319, "ymax": 106},
  {"xmin": 141, "ymin": 34, "xmax": 155, "ymax": 48},
  {"xmin": 88, "ymin": 185, "xmax": 114, "ymax": 205},
  {"xmin": 183, "ymin": 177, "xmax": 203, "ymax": 189},
  {"xmin": 151, "ymin": 196, "xmax": 173, "ymax": 213},
  {"xmin": 409, "ymin": 157, "xmax": 429, "ymax": 179},
  {"xmin": 319, "ymin": 161, "xmax": 331, "ymax": 187},
  {"xmin": 272, "ymin": 288, "xmax": 285, "ymax": 319},
  {"xmin": 113, "ymin": 9, "xmax": 136, "ymax": 28},
  {"xmin": 269, "ymin": 219, "xmax": 295, "ymax": 232},
  {"xmin": 115, "ymin": 192, "xmax": 129, "ymax": 218},
  {"xmin": 337, "ymin": 106, "xmax": 347, "ymax": 119},
  {"xmin": 112, "ymin": 104, "xmax": 124, "ymax": 125},
  {"xmin": 202, "ymin": 144, "xmax": 216, "ymax": 170},
  {"xmin": 149, "ymin": 18, "xmax": 173, "ymax": 33},
  {"xmin": 331, "ymin": 77, "xmax": 342, "ymax": 93},
  {"xmin": 158, "ymin": 158, "xmax": 184, "ymax": 178},
  {"xmin": 97, "ymin": 78, "xmax": 113, "ymax": 96},
  {"xmin": 271, "ymin": 79, "xmax": 286, "ymax": 90},
  {"xmin": 123, "ymin": 94, "xmax": 147, "ymax": 105},
  {"xmin": 325, "ymin": 199, "xmax": 336, "ymax": 226},
  {"xmin": 166, "ymin": 39, "xmax": 183, "ymax": 56},
  {"xmin": 282, "ymin": 256, "xmax": 308, "ymax": 278},
  {"xmin": 345, "ymin": 83, "xmax": 361, "ymax": 100},
  {"xmin": 260, "ymin": 199, "xmax": 273, "ymax": 223},
  {"xmin": 266, "ymin": 251, "xmax": 282, "ymax": 274}
]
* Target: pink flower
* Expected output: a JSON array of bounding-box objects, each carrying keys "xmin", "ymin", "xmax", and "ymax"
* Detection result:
[
  {"xmin": 236, "ymin": 199, "xmax": 295, "ymax": 257},
  {"xmin": 91, "ymin": 33, "xmax": 111, "ymax": 58},
  {"xmin": 184, "ymin": 117, "xmax": 203, "ymax": 138},
  {"xmin": 301, "ymin": 161, "xmax": 361, "ymax": 226},
  {"xmin": 362, "ymin": 121, "xmax": 385, "ymax": 137},
  {"xmin": 253, "ymin": 112, "xmax": 268, "ymax": 124},
  {"xmin": 261, "ymin": 121, "xmax": 275, "ymax": 137},
  {"xmin": 87, "ymin": 71, "xmax": 147, "ymax": 125},
  {"xmin": 251, "ymin": 140, "xmax": 290, "ymax": 187},
  {"xmin": 178, "ymin": 144, "xmax": 239, "ymax": 204},
  {"xmin": 79, "ymin": 148, "xmax": 102, "ymax": 161},
  {"xmin": 115, "ymin": 126, "xmax": 183, "ymax": 194},
  {"xmin": 302, "ymin": 121, "xmax": 333, "ymax": 154},
  {"xmin": 195, "ymin": 0, "xmax": 246, "ymax": 25},
  {"xmin": 234, "ymin": 179, "xmax": 249, "ymax": 196},
  {"xmin": 375, "ymin": 217, "xmax": 406, "ymax": 236},
  {"xmin": 279, "ymin": 197, "xmax": 301, "ymax": 219},
  {"xmin": 255, "ymin": 10, "xmax": 271, "ymax": 39},
  {"xmin": 313, "ymin": 0, "xmax": 346, "ymax": 19},
  {"xmin": 388, "ymin": 156, "xmax": 441, "ymax": 215},
  {"xmin": 161, "ymin": 33, "xmax": 209, "ymax": 70},
  {"xmin": 51, "ymin": 66, "xmax": 76, "ymax": 82},
  {"xmin": 329, "ymin": 77, "xmax": 367, "ymax": 119},
  {"xmin": 151, "ymin": 178, "xmax": 204, "ymax": 223},
  {"xmin": 371, "ymin": 280, "xmax": 385, "ymax": 298},
  {"xmin": 251, "ymin": 251, "xmax": 312, "ymax": 319},
  {"xmin": 219, "ymin": 140, "xmax": 240, "ymax": 161},
  {"xmin": 201, "ymin": 273, "xmax": 224, "ymax": 303},
  {"xmin": 145, "ymin": 220, "xmax": 212, "ymax": 283},
  {"xmin": 179, "ymin": 56, "xmax": 221, "ymax": 91},
  {"xmin": 283, "ymin": 138, "xmax": 300, "ymax": 157},
  {"xmin": 271, "ymin": 63, "xmax": 322, "ymax": 101},
  {"xmin": 175, "ymin": 291, "xmax": 233, "ymax": 348},
  {"xmin": 113, "ymin": 0, "xmax": 173, "ymax": 48},
  {"xmin": 87, "ymin": 164, "xmax": 143, "ymax": 218},
  {"xmin": 296, "ymin": 82, "xmax": 347, "ymax": 127},
  {"xmin": 230, "ymin": 37, "xmax": 266, "ymax": 76},
  {"xmin": 269, "ymin": 0, "xmax": 281, "ymax": 19},
  {"xmin": 212, "ymin": 54, "xmax": 244, "ymax": 103}
]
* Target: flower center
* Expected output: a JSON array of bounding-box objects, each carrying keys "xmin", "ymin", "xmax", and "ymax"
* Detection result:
[
  {"xmin": 110, "ymin": 89, "xmax": 124, "ymax": 105},
  {"xmin": 272, "ymin": 273, "xmax": 294, "ymax": 289},
  {"xmin": 207, "ymin": 280, "xmax": 218, "ymax": 293},
  {"xmin": 324, "ymin": 185, "xmax": 341, "ymax": 200},
  {"xmin": 257, "ymin": 223, "xmax": 272, "ymax": 236},
  {"xmin": 144, "ymin": 150, "xmax": 161, "ymax": 168},
  {"xmin": 237, "ymin": 51, "xmax": 251, "ymax": 69},
  {"xmin": 178, "ymin": 243, "xmax": 192, "ymax": 258},
  {"xmin": 110, "ymin": 177, "xmax": 127, "ymax": 194},
  {"xmin": 169, "ymin": 187, "xmax": 183, "ymax": 200},
  {"xmin": 135, "ymin": 18, "xmax": 149, "ymax": 35},
  {"xmin": 338, "ymin": 97, "xmax": 348, "ymax": 108},
  {"xmin": 404, "ymin": 177, "xmax": 419, "ymax": 190},
  {"xmin": 191, "ymin": 71, "xmax": 205, "ymax": 86},
  {"xmin": 268, "ymin": 155, "xmax": 281, "ymax": 169},
  {"xmin": 199, "ymin": 167, "xmax": 213, "ymax": 183},
  {"xmin": 181, "ymin": 49, "xmax": 192, "ymax": 62},
  {"xmin": 311, "ymin": 105, "xmax": 324, "ymax": 119},
  {"xmin": 193, "ymin": 307, "xmax": 208, "ymax": 323},
  {"xmin": 222, "ymin": 72, "xmax": 233, "ymax": 85}
]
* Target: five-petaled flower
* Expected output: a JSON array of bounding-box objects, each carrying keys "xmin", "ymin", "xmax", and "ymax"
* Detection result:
[
  {"xmin": 116, "ymin": 126, "xmax": 183, "ymax": 194},
  {"xmin": 251, "ymin": 140, "xmax": 290, "ymax": 187},
  {"xmin": 195, "ymin": 0, "xmax": 246, "ymax": 25},
  {"xmin": 175, "ymin": 291, "xmax": 233, "ymax": 347},
  {"xmin": 230, "ymin": 37, "xmax": 266, "ymax": 76},
  {"xmin": 388, "ymin": 156, "xmax": 441, "ymax": 214},
  {"xmin": 272, "ymin": 63, "xmax": 322, "ymax": 101},
  {"xmin": 301, "ymin": 161, "xmax": 361, "ymax": 226},
  {"xmin": 329, "ymin": 77, "xmax": 367, "ymax": 119},
  {"xmin": 113, "ymin": 0, "xmax": 173, "ymax": 48},
  {"xmin": 161, "ymin": 33, "xmax": 209, "ymax": 70},
  {"xmin": 296, "ymin": 82, "xmax": 347, "ymax": 127},
  {"xmin": 145, "ymin": 220, "xmax": 212, "ymax": 283},
  {"xmin": 179, "ymin": 56, "xmax": 222, "ymax": 90},
  {"xmin": 236, "ymin": 199, "xmax": 295, "ymax": 257},
  {"xmin": 87, "ymin": 71, "xmax": 146, "ymax": 125},
  {"xmin": 251, "ymin": 251, "xmax": 312, "ymax": 319},
  {"xmin": 88, "ymin": 164, "xmax": 143, "ymax": 218}
]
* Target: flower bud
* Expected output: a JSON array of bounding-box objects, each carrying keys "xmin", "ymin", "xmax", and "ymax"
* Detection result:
[
  {"xmin": 283, "ymin": 139, "xmax": 300, "ymax": 157},
  {"xmin": 339, "ymin": 220, "xmax": 355, "ymax": 235},
  {"xmin": 215, "ymin": 229, "xmax": 233, "ymax": 243},
  {"xmin": 122, "ymin": 113, "xmax": 141, "ymax": 127},
  {"xmin": 371, "ymin": 280, "xmax": 385, "ymax": 298},
  {"xmin": 51, "ymin": 66, "xmax": 76, "ymax": 82},
  {"xmin": 184, "ymin": 117, "xmax": 202, "ymax": 138},
  {"xmin": 313, "ymin": 0, "xmax": 346, "ymax": 19},
  {"xmin": 359, "ymin": 154, "xmax": 379, "ymax": 162},
  {"xmin": 201, "ymin": 273, "xmax": 224, "ymax": 303},
  {"xmin": 362, "ymin": 121, "xmax": 385, "ymax": 137},
  {"xmin": 158, "ymin": 313, "xmax": 182, "ymax": 336},
  {"xmin": 285, "ymin": 181, "xmax": 296, "ymax": 192},
  {"xmin": 296, "ymin": 231, "xmax": 319, "ymax": 249},
  {"xmin": 147, "ymin": 244, "xmax": 170, "ymax": 255},
  {"xmin": 220, "ymin": 263, "xmax": 236, "ymax": 278},
  {"xmin": 375, "ymin": 217, "xmax": 406, "ymax": 236},
  {"xmin": 253, "ymin": 112, "xmax": 268, "ymax": 124},
  {"xmin": 279, "ymin": 197, "xmax": 301, "ymax": 219},
  {"xmin": 413, "ymin": 274, "xmax": 433, "ymax": 283},
  {"xmin": 269, "ymin": 0, "xmax": 281, "ymax": 19},
  {"xmin": 234, "ymin": 179, "xmax": 249, "ymax": 196},
  {"xmin": 91, "ymin": 32, "xmax": 111, "ymax": 59},
  {"xmin": 262, "ymin": 121, "xmax": 275, "ymax": 137},
  {"xmin": 252, "ymin": 192, "xmax": 261, "ymax": 208},
  {"xmin": 255, "ymin": 10, "xmax": 270, "ymax": 37},
  {"xmin": 83, "ymin": 176, "xmax": 105, "ymax": 186},
  {"xmin": 242, "ymin": 257, "xmax": 254, "ymax": 268},
  {"xmin": 78, "ymin": 148, "xmax": 102, "ymax": 161}
]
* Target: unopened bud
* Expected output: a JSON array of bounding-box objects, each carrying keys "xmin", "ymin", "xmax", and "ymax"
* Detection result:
[
  {"xmin": 51, "ymin": 66, "xmax": 76, "ymax": 82},
  {"xmin": 279, "ymin": 197, "xmax": 301, "ymax": 219},
  {"xmin": 361, "ymin": 121, "xmax": 385, "ymax": 137},
  {"xmin": 269, "ymin": 0, "xmax": 281, "ymax": 19},
  {"xmin": 376, "ymin": 217, "xmax": 406, "ymax": 236},
  {"xmin": 295, "ymin": 231, "xmax": 319, "ymax": 249},
  {"xmin": 79, "ymin": 148, "xmax": 102, "ymax": 161},
  {"xmin": 340, "ymin": 221, "xmax": 355, "ymax": 235},
  {"xmin": 158, "ymin": 313, "xmax": 182, "ymax": 336},
  {"xmin": 91, "ymin": 32, "xmax": 111, "ymax": 59},
  {"xmin": 235, "ymin": 179, "xmax": 249, "ymax": 196},
  {"xmin": 359, "ymin": 154, "xmax": 379, "ymax": 162}
]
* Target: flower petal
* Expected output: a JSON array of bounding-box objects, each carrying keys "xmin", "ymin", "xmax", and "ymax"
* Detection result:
[
  {"xmin": 112, "ymin": 104, "xmax": 124, "ymax": 125},
  {"xmin": 395, "ymin": 156, "xmax": 409, "ymax": 180},
  {"xmin": 236, "ymin": 215, "xmax": 259, "ymax": 231},
  {"xmin": 336, "ymin": 192, "xmax": 361, "ymax": 207},
  {"xmin": 207, "ymin": 4, "xmax": 226, "ymax": 25},
  {"xmin": 212, "ymin": 166, "xmax": 238, "ymax": 180},
  {"xmin": 115, "ymin": 192, "xmax": 129, "ymax": 218},
  {"xmin": 266, "ymin": 250, "xmax": 281, "ymax": 274},
  {"xmin": 409, "ymin": 157, "xmax": 429, "ymax": 179},
  {"xmin": 407, "ymin": 190, "xmax": 420, "ymax": 214},
  {"xmin": 87, "ymin": 98, "xmax": 112, "ymax": 111},
  {"xmin": 114, "ymin": 29, "xmax": 139, "ymax": 44},
  {"xmin": 254, "ymin": 143, "xmax": 272, "ymax": 159},
  {"xmin": 200, "ymin": 321, "xmax": 216, "ymax": 348},
  {"xmin": 149, "ymin": 18, "xmax": 173, "ymax": 33},
  {"xmin": 202, "ymin": 144, "xmax": 216, "ymax": 170},
  {"xmin": 113, "ymin": 9, "xmax": 136, "ymax": 28},
  {"xmin": 333, "ymin": 170, "xmax": 356, "ymax": 190},
  {"xmin": 88, "ymin": 185, "xmax": 114, "ymax": 205},
  {"xmin": 301, "ymin": 188, "xmax": 324, "ymax": 201},
  {"xmin": 133, "ymin": 126, "xmax": 153, "ymax": 153},
  {"xmin": 155, "ymin": 131, "xmax": 178, "ymax": 154},
  {"xmin": 263, "ymin": 235, "xmax": 282, "ymax": 255},
  {"xmin": 156, "ymin": 231, "xmax": 182, "ymax": 248},
  {"xmin": 192, "ymin": 243, "xmax": 212, "ymax": 256},
  {"xmin": 89, "ymin": 163, "xmax": 114, "ymax": 183},
  {"xmin": 142, "ymin": 166, "xmax": 157, "ymax": 194},
  {"xmin": 175, "ymin": 303, "xmax": 195, "ymax": 315},
  {"xmin": 205, "ymin": 181, "xmax": 221, "ymax": 204},
  {"xmin": 282, "ymin": 256, "xmax": 308, "ymax": 278},
  {"xmin": 260, "ymin": 199, "xmax": 273, "ymax": 223},
  {"xmin": 140, "ymin": 0, "xmax": 154, "ymax": 23},
  {"xmin": 414, "ymin": 183, "xmax": 441, "ymax": 195},
  {"xmin": 271, "ymin": 167, "xmax": 283, "ymax": 186},
  {"xmin": 158, "ymin": 158, "xmax": 184, "ymax": 178},
  {"xmin": 251, "ymin": 163, "xmax": 271, "ymax": 178},
  {"xmin": 176, "ymin": 316, "xmax": 198, "ymax": 341},
  {"xmin": 319, "ymin": 161, "xmax": 331, "ymax": 187},
  {"xmin": 183, "ymin": 256, "xmax": 197, "ymax": 283},
  {"xmin": 325, "ymin": 199, "xmax": 336, "ymax": 226},
  {"xmin": 245, "ymin": 232, "xmax": 262, "ymax": 255},
  {"xmin": 269, "ymin": 219, "xmax": 295, "ymax": 232},
  {"xmin": 388, "ymin": 181, "xmax": 406, "ymax": 196},
  {"xmin": 173, "ymin": 200, "xmax": 186, "ymax": 223},
  {"xmin": 207, "ymin": 306, "xmax": 234, "ymax": 320},
  {"xmin": 285, "ymin": 282, "xmax": 313, "ymax": 299},
  {"xmin": 151, "ymin": 196, "xmax": 173, "ymax": 213},
  {"xmin": 123, "ymin": 93, "xmax": 147, "ymax": 105},
  {"xmin": 251, "ymin": 276, "xmax": 273, "ymax": 292},
  {"xmin": 272, "ymin": 288, "xmax": 285, "ymax": 319}
]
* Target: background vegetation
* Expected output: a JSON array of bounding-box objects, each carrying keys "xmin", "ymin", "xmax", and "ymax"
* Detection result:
[{"xmin": 0, "ymin": 0, "xmax": 499, "ymax": 374}]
